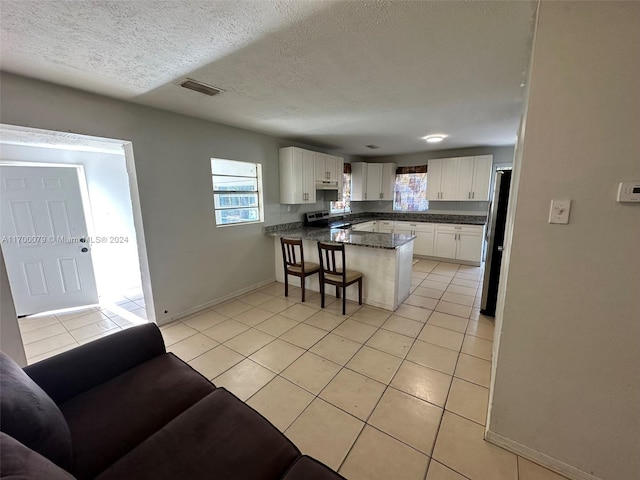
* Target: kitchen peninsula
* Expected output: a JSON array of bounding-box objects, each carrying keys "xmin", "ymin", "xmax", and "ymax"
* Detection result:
[{"xmin": 267, "ymin": 226, "xmax": 415, "ymax": 311}]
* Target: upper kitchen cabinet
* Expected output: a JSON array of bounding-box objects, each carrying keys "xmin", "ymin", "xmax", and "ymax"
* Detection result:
[
  {"xmin": 279, "ymin": 147, "xmax": 316, "ymax": 204},
  {"xmin": 427, "ymin": 155, "xmax": 493, "ymax": 201},
  {"xmin": 315, "ymin": 153, "xmax": 343, "ymax": 189},
  {"xmin": 456, "ymin": 155, "xmax": 493, "ymax": 200},
  {"xmin": 351, "ymin": 162, "xmax": 396, "ymax": 201},
  {"xmin": 427, "ymin": 158, "xmax": 459, "ymax": 200}
]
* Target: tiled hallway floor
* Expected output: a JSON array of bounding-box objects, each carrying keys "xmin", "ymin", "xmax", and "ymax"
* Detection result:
[
  {"xmin": 158, "ymin": 260, "xmax": 567, "ymax": 480},
  {"xmin": 19, "ymin": 289, "xmax": 147, "ymax": 364}
]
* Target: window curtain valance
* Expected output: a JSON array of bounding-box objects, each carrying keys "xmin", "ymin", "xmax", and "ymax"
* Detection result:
[{"xmin": 396, "ymin": 165, "xmax": 427, "ymax": 175}]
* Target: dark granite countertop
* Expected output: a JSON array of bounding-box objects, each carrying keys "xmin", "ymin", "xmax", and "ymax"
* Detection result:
[
  {"xmin": 265, "ymin": 213, "xmax": 485, "ymax": 234},
  {"xmin": 346, "ymin": 212, "xmax": 487, "ymax": 225},
  {"xmin": 266, "ymin": 227, "xmax": 415, "ymax": 250}
]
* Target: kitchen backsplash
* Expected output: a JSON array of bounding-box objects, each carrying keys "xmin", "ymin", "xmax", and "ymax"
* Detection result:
[
  {"xmin": 349, "ymin": 200, "xmax": 489, "ymax": 215},
  {"xmin": 265, "ymin": 198, "xmax": 489, "ymax": 227}
]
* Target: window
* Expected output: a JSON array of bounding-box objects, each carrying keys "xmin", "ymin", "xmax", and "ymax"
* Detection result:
[
  {"xmin": 211, "ymin": 158, "xmax": 264, "ymax": 226},
  {"xmin": 330, "ymin": 164, "xmax": 351, "ymax": 214},
  {"xmin": 393, "ymin": 166, "xmax": 428, "ymax": 211}
]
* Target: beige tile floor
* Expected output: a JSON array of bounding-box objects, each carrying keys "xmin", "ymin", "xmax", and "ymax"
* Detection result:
[
  {"xmin": 164, "ymin": 260, "xmax": 567, "ymax": 480},
  {"xmin": 18, "ymin": 261, "xmax": 567, "ymax": 480},
  {"xmin": 19, "ymin": 289, "xmax": 147, "ymax": 365}
]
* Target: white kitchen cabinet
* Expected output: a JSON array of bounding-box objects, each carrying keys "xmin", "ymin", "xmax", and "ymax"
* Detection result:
[
  {"xmin": 351, "ymin": 162, "xmax": 367, "ymax": 201},
  {"xmin": 470, "ymin": 155, "xmax": 493, "ymax": 201},
  {"xmin": 351, "ymin": 162, "xmax": 396, "ymax": 201},
  {"xmin": 279, "ymin": 147, "xmax": 316, "ymax": 204},
  {"xmin": 456, "ymin": 155, "xmax": 493, "ymax": 200},
  {"xmin": 377, "ymin": 220, "xmax": 394, "ymax": 233},
  {"xmin": 366, "ymin": 163, "xmax": 383, "ymax": 200},
  {"xmin": 381, "ymin": 163, "xmax": 396, "ymax": 200},
  {"xmin": 426, "ymin": 159, "xmax": 442, "ymax": 201},
  {"xmin": 427, "ymin": 158, "xmax": 459, "ymax": 200},
  {"xmin": 434, "ymin": 227, "xmax": 458, "ymax": 258},
  {"xmin": 433, "ymin": 224, "xmax": 484, "ymax": 264},
  {"xmin": 427, "ymin": 155, "xmax": 493, "ymax": 201},
  {"xmin": 395, "ymin": 221, "xmax": 434, "ymax": 256},
  {"xmin": 315, "ymin": 153, "xmax": 343, "ymax": 187},
  {"xmin": 457, "ymin": 229, "xmax": 484, "ymax": 262},
  {"xmin": 352, "ymin": 221, "xmax": 377, "ymax": 232},
  {"xmin": 456, "ymin": 156, "xmax": 476, "ymax": 200}
]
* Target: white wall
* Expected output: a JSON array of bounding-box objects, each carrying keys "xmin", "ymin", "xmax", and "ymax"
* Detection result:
[
  {"xmin": 0, "ymin": 143, "xmax": 142, "ymax": 297},
  {"xmin": 488, "ymin": 3, "xmax": 640, "ymax": 480},
  {"xmin": 0, "ymin": 73, "xmax": 346, "ymax": 324}
]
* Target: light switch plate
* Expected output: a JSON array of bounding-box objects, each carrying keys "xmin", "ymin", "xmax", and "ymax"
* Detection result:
[{"xmin": 549, "ymin": 199, "xmax": 571, "ymax": 224}]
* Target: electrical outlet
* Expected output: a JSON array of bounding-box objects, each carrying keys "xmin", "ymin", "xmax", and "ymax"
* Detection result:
[{"xmin": 549, "ymin": 199, "xmax": 571, "ymax": 224}]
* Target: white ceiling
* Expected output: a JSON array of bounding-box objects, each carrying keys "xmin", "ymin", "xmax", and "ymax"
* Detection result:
[{"xmin": 0, "ymin": 1, "xmax": 537, "ymax": 157}]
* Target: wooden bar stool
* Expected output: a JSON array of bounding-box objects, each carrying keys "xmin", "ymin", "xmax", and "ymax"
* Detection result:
[
  {"xmin": 280, "ymin": 237, "xmax": 320, "ymax": 302},
  {"xmin": 317, "ymin": 241, "xmax": 363, "ymax": 315}
]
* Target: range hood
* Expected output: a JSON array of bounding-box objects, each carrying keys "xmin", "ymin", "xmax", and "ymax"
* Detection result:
[{"xmin": 315, "ymin": 180, "xmax": 339, "ymax": 190}]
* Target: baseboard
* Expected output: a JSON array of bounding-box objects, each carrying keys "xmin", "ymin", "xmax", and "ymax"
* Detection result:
[
  {"xmin": 485, "ymin": 430, "xmax": 602, "ymax": 480},
  {"xmin": 413, "ymin": 254, "xmax": 481, "ymax": 267},
  {"xmin": 156, "ymin": 278, "xmax": 276, "ymax": 326}
]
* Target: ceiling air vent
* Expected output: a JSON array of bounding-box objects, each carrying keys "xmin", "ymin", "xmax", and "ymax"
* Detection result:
[
  {"xmin": 366, "ymin": 144, "xmax": 380, "ymax": 149},
  {"xmin": 180, "ymin": 79, "xmax": 223, "ymax": 96}
]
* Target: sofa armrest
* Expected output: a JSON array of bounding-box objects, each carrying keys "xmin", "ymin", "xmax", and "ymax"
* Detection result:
[{"xmin": 24, "ymin": 323, "xmax": 165, "ymax": 405}]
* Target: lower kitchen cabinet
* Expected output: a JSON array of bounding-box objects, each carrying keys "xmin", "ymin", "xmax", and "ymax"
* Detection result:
[
  {"xmin": 350, "ymin": 219, "xmax": 483, "ymax": 265},
  {"xmin": 377, "ymin": 220, "xmax": 394, "ymax": 233},
  {"xmin": 434, "ymin": 224, "xmax": 484, "ymax": 264},
  {"xmin": 352, "ymin": 221, "xmax": 377, "ymax": 232},
  {"xmin": 394, "ymin": 221, "xmax": 434, "ymax": 256}
]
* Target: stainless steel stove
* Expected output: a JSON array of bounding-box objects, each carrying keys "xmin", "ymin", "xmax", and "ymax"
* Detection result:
[{"xmin": 304, "ymin": 210, "xmax": 352, "ymax": 229}]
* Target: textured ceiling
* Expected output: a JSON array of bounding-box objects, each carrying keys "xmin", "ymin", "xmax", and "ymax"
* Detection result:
[{"xmin": 0, "ymin": 1, "xmax": 537, "ymax": 156}]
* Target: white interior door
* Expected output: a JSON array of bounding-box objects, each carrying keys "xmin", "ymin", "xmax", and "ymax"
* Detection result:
[{"xmin": 0, "ymin": 165, "xmax": 99, "ymax": 316}]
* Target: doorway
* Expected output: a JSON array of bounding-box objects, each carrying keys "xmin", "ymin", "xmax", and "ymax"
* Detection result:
[
  {"xmin": 0, "ymin": 164, "xmax": 100, "ymax": 315},
  {"xmin": 0, "ymin": 124, "xmax": 154, "ymax": 364}
]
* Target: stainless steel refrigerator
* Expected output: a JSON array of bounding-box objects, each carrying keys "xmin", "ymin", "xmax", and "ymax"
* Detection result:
[{"xmin": 480, "ymin": 169, "xmax": 512, "ymax": 317}]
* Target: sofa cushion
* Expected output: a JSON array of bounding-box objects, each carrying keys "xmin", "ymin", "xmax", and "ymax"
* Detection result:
[
  {"xmin": 0, "ymin": 432, "xmax": 76, "ymax": 480},
  {"xmin": 24, "ymin": 323, "xmax": 166, "ymax": 404},
  {"xmin": 96, "ymin": 388, "xmax": 300, "ymax": 480},
  {"xmin": 281, "ymin": 456, "xmax": 347, "ymax": 480},
  {"xmin": 59, "ymin": 353, "xmax": 215, "ymax": 479},
  {"xmin": 0, "ymin": 352, "xmax": 73, "ymax": 470}
]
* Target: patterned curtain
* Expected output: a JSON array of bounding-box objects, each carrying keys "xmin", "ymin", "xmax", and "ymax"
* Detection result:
[{"xmin": 395, "ymin": 165, "xmax": 427, "ymax": 174}]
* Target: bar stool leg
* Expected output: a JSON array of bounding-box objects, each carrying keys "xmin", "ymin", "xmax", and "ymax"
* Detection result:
[
  {"xmin": 301, "ymin": 276, "xmax": 306, "ymax": 302},
  {"xmin": 342, "ymin": 287, "xmax": 346, "ymax": 315},
  {"xmin": 358, "ymin": 278, "xmax": 362, "ymax": 305},
  {"xmin": 284, "ymin": 273, "xmax": 289, "ymax": 297}
]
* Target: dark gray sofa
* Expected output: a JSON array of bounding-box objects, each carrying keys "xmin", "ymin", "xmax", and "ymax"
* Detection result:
[{"xmin": 0, "ymin": 323, "xmax": 344, "ymax": 479}]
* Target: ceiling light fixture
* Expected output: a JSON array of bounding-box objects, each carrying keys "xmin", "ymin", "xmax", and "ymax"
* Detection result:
[
  {"xmin": 180, "ymin": 78, "xmax": 224, "ymax": 96},
  {"xmin": 423, "ymin": 134, "xmax": 447, "ymax": 143}
]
